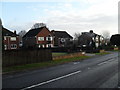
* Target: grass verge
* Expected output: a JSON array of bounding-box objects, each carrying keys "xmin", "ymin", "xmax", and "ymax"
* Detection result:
[
  {"xmin": 95, "ymin": 52, "xmax": 110, "ymax": 55},
  {"xmin": 52, "ymin": 52, "xmax": 67, "ymax": 57},
  {"xmin": 3, "ymin": 56, "xmax": 90, "ymax": 74}
]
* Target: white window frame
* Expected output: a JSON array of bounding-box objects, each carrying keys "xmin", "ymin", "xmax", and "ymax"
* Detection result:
[
  {"xmin": 61, "ymin": 38, "xmax": 65, "ymax": 42},
  {"xmin": 11, "ymin": 44, "xmax": 17, "ymax": 49},
  {"xmin": 10, "ymin": 37, "xmax": 16, "ymax": 41},
  {"xmin": 4, "ymin": 37, "xmax": 6, "ymax": 40},
  {"xmin": 50, "ymin": 37, "xmax": 53, "ymax": 41},
  {"xmin": 4, "ymin": 45, "xmax": 7, "ymax": 50},
  {"xmin": 46, "ymin": 37, "xmax": 53, "ymax": 41},
  {"xmin": 38, "ymin": 37, "xmax": 44, "ymax": 41},
  {"xmin": 95, "ymin": 36, "xmax": 99, "ymax": 42}
]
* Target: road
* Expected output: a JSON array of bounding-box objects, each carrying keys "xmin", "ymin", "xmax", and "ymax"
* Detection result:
[{"xmin": 3, "ymin": 52, "xmax": 119, "ymax": 89}]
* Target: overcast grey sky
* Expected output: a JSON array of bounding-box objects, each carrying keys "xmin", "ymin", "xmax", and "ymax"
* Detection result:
[{"xmin": 1, "ymin": 0, "xmax": 119, "ymax": 37}]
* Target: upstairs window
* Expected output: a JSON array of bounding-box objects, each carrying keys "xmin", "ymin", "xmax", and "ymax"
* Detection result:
[
  {"xmin": 4, "ymin": 37, "xmax": 6, "ymax": 40},
  {"xmin": 46, "ymin": 37, "xmax": 53, "ymax": 41},
  {"xmin": 38, "ymin": 37, "xmax": 44, "ymax": 41},
  {"xmin": 10, "ymin": 37, "xmax": 16, "ymax": 41}
]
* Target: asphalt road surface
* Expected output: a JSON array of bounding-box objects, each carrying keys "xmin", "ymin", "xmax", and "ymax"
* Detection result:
[{"xmin": 2, "ymin": 52, "xmax": 119, "ymax": 89}]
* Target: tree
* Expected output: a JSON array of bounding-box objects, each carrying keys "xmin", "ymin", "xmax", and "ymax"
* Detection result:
[
  {"xmin": 74, "ymin": 32, "xmax": 81, "ymax": 40},
  {"xmin": 18, "ymin": 30, "xmax": 27, "ymax": 47},
  {"xmin": 31, "ymin": 23, "xmax": 46, "ymax": 29},
  {"xmin": 101, "ymin": 30, "xmax": 110, "ymax": 39},
  {"xmin": 101, "ymin": 30, "xmax": 110, "ymax": 45},
  {"xmin": 18, "ymin": 30, "xmax": 26, "ymax": 37},
  {"xmin": 110, "ymin": 34, "xmax": 120, "ymax": 46}
]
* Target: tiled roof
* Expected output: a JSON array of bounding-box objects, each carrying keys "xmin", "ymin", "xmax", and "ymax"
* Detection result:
[
  {"xmin": 51, "ymin": 30, "xmax": 73, "ymax": 39},
  {"xmin": 2, "ymin": 26, "xmax": 18, "ymax": 36},
  {"xmin": 23, "ymin": 27, "xmax": 45, "ymax": 37}
]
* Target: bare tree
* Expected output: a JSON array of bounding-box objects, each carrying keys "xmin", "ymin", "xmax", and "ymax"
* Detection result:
[
  {"xmin": 101, "ymin": 30, "xmax": 110, "ymax": 39},
  {"xmin": 18, "ymin": 30, "xmax": 27, "ymax": 47},
  {"xmin": 74, "ymin": 32, "xmax": 81, "ymax": 40},
  {"xmin": 101, "ymin": 30, "xmax": 110, "ymax": 45},
  {"xmin": 18, "ymin": 30, "xmax": 26, "ymax": 37},
  {"xmin": 73, "ymin": 32, "xmax": 81, "ymax": 48},
  {"xmin": 31, "ymin": 23, "xmax": 46, "ymax": 29}
]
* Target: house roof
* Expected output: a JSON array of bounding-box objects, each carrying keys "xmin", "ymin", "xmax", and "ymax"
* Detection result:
[
  {"xmin": 51, "ymin": 30, "xmax": 73, "ymax": 39},
  {"xmin": 81, "ymin": 31, "xmax": 101, "ymax": 38},
  {"xmin": 2, "ymin": 26, "xmax": 18, "ymax": 36},
  {"xmin": 23, "ymin": 27, "xmax": 46, "ymax": 38}
]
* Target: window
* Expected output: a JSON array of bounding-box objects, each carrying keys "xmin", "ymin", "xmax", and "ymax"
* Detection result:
[
  {"xmin": 10, "ymin": 37, "xmax": 16, "ymax": 41},
  {"xmin": 96, "ymin": 43, "xmax": 99, "ymax": 47},
  {"xmin": 61, "ymin": 38, "xmax": 65, "ymax": 42},
  {"xmin": 100, "ymin": 37, "xmax": 103, "ymax": 41},
  {"xmin": 38, "ymin": 37, "xmax": 44, "ymax": 41},
  {"xmin": 4, "ymin": 37, "xmax": 6, "ymax": 40},
  {"xmin": 95, "ymin": 36, "xmax": 99, "ymax": 42},
  {"xmin": 11, "ymin": 44, "xmax": 17, "ymax": 49},
  {"xmin": 46, "ymin": 44, "xmax": 53, "ymax": 48},
  {"xmin": 46, "ymin": 37, "xmax": 53, "ymax": 41},
  {"xmin": 42, "ymin": 45, "xmax": 45, "ymax": 48},
  {"xmin": 4, "ymin": 45, "xmax": 7, "ymax": 50},
  {"xmin": 50, "ymin": 37, "xmax": 53, "ymax": 41}
]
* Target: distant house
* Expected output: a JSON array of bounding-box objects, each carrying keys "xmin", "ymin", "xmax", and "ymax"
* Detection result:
[
  {"xmin": 78, "ymin": 30, "xmax": 104, "ymax": 48},
  {"xmin": 51, "ymin": 30, "xmax": 73, "ymax": 47},
  {"xmin": 23, "ymin": 26, "xmax": 53, "ymax": 48},
  {"xmin": 2, "ymin": 27, "xmax": 19, "ymax": 50}
]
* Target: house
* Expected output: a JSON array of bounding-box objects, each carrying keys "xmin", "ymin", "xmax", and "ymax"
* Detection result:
[
  {"xmin": 23, "ymin": 26, "xmax": 53, "ymax": 48},
  {"xmin": 2, "ymin": 26, "xmax": 19, "ymax": 50},
  {"xmin": 78, "ymin": 30, "xmax": 104, "ymax": 48},
  {"xmin": 51, "ymin": 30, "xmax": 73, "ymax": 47}
]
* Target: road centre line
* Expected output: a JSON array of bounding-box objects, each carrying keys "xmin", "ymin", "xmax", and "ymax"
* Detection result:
[
  {"xmin": 73, "ymin": 62, "xmax": 80, "ymax": 64},
  {"xmin": 98, "ymin": 57, "xmax": 117, "ymax": 66},
  {"xmin": 87, "ymin": 67, "xmax": 91, "ymax": 69},
  {"xmin": 98, "ymin": 62, "xmax": 107, "ymax": 66},
  {"xmin": 21, "ymin": 70, "xmax": 82, "ymax": 90}
]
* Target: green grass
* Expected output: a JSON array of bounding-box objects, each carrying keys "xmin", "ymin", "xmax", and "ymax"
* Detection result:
[
  {"xmin": 95, "ymin": 52, "xmax": 110, "ymax": 55},
  {"xmin": 52, "ymin": 52, "xmax": 67, "ymax": 57},
  {"xmin": 3, "ymin": 56, "xmax": 90, "ymax": 73}
]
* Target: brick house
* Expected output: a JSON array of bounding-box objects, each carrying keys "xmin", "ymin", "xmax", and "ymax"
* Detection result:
[
  {"xmin": 23, "ymin": 26, "xmax": 53, "ymax": 48},
  {"xmin": 2, "ymin": 26, "xmax": 19, "ymax": 50},
  {"xmin": 51, "ymin": 30, "xmax": 73, "ymax": 47}
]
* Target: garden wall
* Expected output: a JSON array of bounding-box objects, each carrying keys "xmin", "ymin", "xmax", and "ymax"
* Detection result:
[
  {"xmin": 3, "ymin": 49, "xmax": 52, "ymax": 67},
  {"xmin": 53, "ymin": 52, "xmax": 85, "ymax": 60}
]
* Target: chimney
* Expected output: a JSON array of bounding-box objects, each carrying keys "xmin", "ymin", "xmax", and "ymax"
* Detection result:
[
  {"xmin": 51, "ymin": 30, "xmax": 55, "ymax": 32},
  {"xmin": 89, "ymin": 30, "xmax": 93, "ymax": 33},
  {"xmin": 14, "ymin": 30, "xmax": 16, "ymax": 34}
]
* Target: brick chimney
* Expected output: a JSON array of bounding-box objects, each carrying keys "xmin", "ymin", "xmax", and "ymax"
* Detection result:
[{"xmin": 14, "ymin": 30, "xmax": 16, "ymax": 34}]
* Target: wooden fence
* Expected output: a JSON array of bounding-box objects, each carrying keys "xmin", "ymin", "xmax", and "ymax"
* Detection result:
[{"xmin": 2, "ymin": 49, "xmax": 52, "ymax": 67}]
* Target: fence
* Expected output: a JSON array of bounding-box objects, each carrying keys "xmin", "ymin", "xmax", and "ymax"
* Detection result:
[{"xmin": 2, "ymin": 49, "xmax": 52, "ymax": 67}]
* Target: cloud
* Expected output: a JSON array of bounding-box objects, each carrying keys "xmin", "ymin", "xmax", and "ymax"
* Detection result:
[
  {"xmin": 3, "ymin": 0, "xmax": 119, "ymax": 36},
  {"xmin": 41, "ymin": 0, "xmax": 118, "ymax": 36}
]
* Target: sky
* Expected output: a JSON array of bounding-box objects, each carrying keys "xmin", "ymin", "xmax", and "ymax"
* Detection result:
[{"xmin": 1, "ymin": 0, "xmax": 119, "ymax": 37}]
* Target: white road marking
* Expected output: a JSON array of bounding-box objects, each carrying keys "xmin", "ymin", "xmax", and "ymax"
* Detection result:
[
  {"xmin": 98, "ymin": 58, "xmax": 117, "ymax": 66},
  {"xmin": 21, "ymin": 70, "xmax": 81, "ymax": 90},
  {"xmin": 98, "ymin": 62, "xmax": 107, "ymax": 66},
  {"xmin": 88, "ymin": 67, "xmax": 91, "ymax": 70},
  {"xmin": 73, "ymin": 62, "xmax": 80, "ymax": 64}
]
